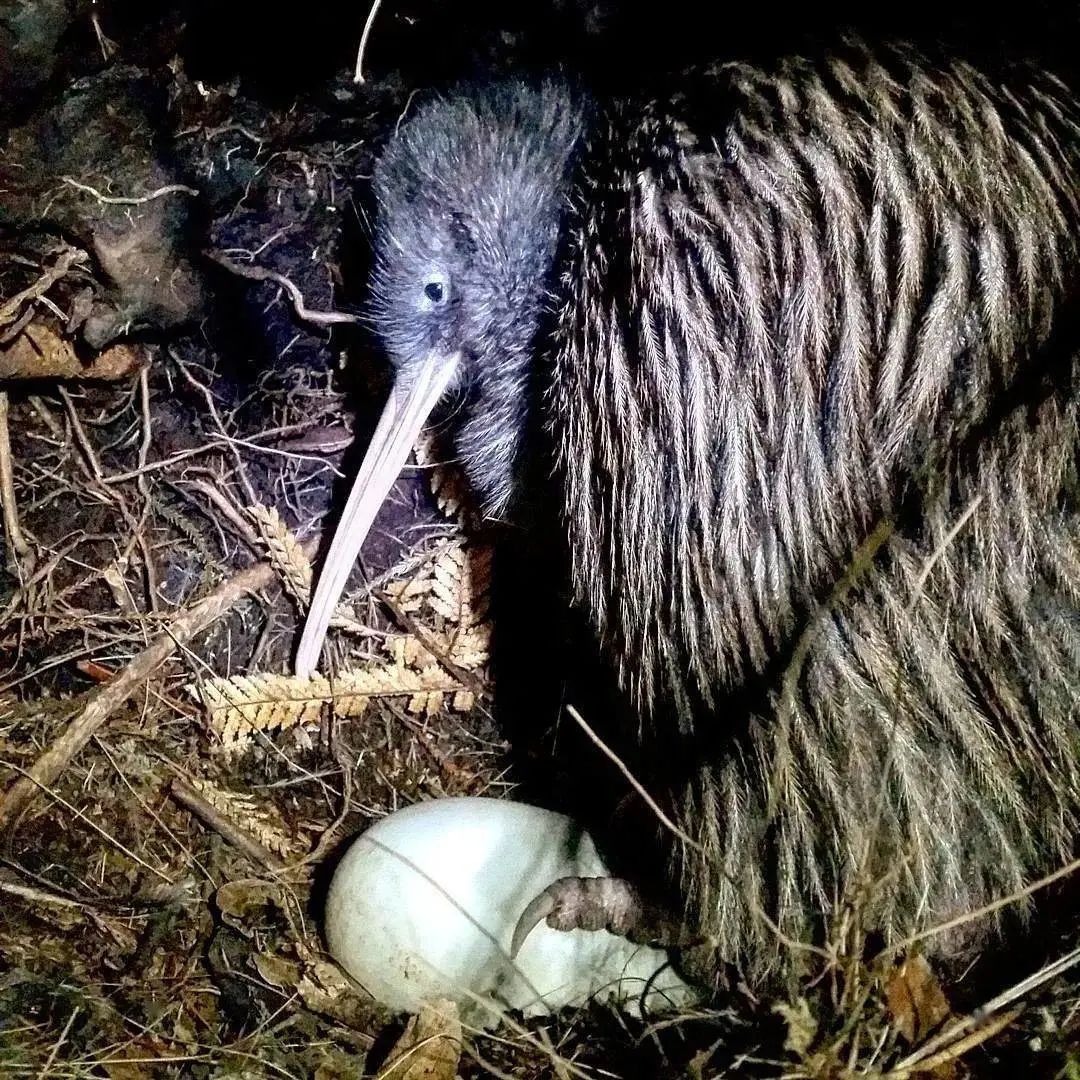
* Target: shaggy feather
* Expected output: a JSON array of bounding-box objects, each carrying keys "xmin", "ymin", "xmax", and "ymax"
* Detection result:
[{"xmin": 368, "ymin": 38, "xmax": 1080, "ymax": 979}]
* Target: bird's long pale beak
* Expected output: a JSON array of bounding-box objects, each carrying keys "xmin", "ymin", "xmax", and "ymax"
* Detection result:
[{"xmin": 294, "ymin": 351, "xmax": 461, "ymax": 678}]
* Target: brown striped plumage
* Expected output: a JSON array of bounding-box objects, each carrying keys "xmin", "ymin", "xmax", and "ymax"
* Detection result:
[
  {"xmin": 329, "ymin": 37, "xmax": 1080, "ymax": 982},
  {"xmin": 545, "ymin": 42, "xmax": 1080, "ymax": 973}
]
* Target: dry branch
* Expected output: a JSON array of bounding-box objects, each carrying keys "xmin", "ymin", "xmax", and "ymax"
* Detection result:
[
  {"xmin": 204, "ymin": 249, "xmax": 361, "ymax": 327},
  {"xmin": 0, "ymin": 391, "xmax": 34, "ymax": 575},
  {"xmin": 0, "ymin": 544, "xmax": 313, "ymax": 832},
  {"xmin": 169, "ymin": 778, "xmax": 286, "ymax": 873}
]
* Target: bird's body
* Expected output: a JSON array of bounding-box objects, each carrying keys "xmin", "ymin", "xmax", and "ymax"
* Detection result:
[
  {"xmin": 542, "ymin": 43, "xmax": 1080, "ymax": 975},
  {"xmin": 300, "ymin": 38, "xmax": 1080, "ymax": 983}
]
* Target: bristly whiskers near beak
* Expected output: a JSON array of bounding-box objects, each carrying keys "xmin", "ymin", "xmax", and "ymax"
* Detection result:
[{"xmin": 294, "ymin": 350, "xmax": 461, "ymax": 678}]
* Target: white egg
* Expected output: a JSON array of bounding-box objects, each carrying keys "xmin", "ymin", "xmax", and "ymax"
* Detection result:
[{"xmin": 324, "ymin": 796, "xmax": 700, "ymax": 1028}]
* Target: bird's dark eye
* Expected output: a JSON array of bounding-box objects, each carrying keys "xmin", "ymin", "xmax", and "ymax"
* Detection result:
[{"xmin": 418, "ymin": 272, "xmax": 450, "ymax": 312}]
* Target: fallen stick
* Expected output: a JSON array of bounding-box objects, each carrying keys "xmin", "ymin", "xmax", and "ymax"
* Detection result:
[
  {"xmin": 169, "ymin": 778, "xmax": 285, "ymax": 874},
  {"xmin": 0, "ymin": 543, "xmax": 315, "ymax": 832}
]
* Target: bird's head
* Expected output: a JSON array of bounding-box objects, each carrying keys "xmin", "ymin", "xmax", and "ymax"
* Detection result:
[
  {"xmin": 295, "ymin": 79, "xmax": 585, "ymax": 676},
  {"xmin": 369, "ymin": 80, "xmax": 585, "ymax": 514}
]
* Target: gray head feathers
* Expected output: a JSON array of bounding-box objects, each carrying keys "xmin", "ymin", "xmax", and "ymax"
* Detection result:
[{"xmin": 369, "ymin": 80, "xmax": 586, "ymax": 518}]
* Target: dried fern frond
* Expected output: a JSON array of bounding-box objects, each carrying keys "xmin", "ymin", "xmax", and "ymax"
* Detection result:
[
  {"xmin": 387, "ymin": 634, "xmax": 437, "ymax": 670},
  {"xmin": 190, "ymin": 665, "xmax": 464, "ymax": 750},
  {"xmin": 383, "ymin": 623, "xmax": 489, "ymax": 715},
  {"xmin": 429, "ymin": 541, "xmax": 490, "ymax": 627},
  {"xmin": 447, "ymin": 623, "xmax": 491, "ymax": 670},
  {"xmin": 247, "ymin": 504, "xmax": 312, "ymax": 605},
  {"xmin": 192, "ymin": 672, "xmax": 340, "ymax": 749},
  {"xmin": 246, "ymin": 503, "xmax": 367, "ymax": 633},
  {"xmin": 386, "ymin": 539, "xmax": 493, "ymax": 629},
  {"xmin": 379, "ymin": 537, "xmax": 493, "ymax": 715},
  {"xmin": 384, "ymin": 575, "xmax": 432, "ymax": 613},
  {"xmin": 413, "ymin": 431, "xmax": 469, "ymax": 524},
  {"xmin": 451, "ymin": 689, "xmax": 476, "ymax": 712},
  {"xmin": 188, "ymin": 777, "xmax": 298, "ymax": 857},
  {"xmin": 386, "ymin": 625, "xmax": 490, "ymax": 673}
]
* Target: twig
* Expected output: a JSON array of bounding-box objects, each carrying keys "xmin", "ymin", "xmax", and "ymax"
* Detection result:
[
  {"xmin": 0, "ymin": 391, "xmax": 35, "ymax": 576},
  {"xmin": 564, "ymin": 703, "xmax": 704, "ymax": 855},
  {"xmin": 186, "ymin": 478, "xmax": 261, "ymax": 549},
  {"xmin": 169, "ymin": 778, "xmax": 286, "ymax": 873},
  {"xmin": 880, "ymin": 851, "xmax": 1080, "ymax": 959},
  {"xmin": 61, "ymin": 176, "xmax": 199, "ymax": 205},
  {"xmin": 458, "ymin": 1001, "xmax": 601, "ymax": 1080},
  {"xmin": 203, "ymin": 249, "xmax": 361, "ymax": 327},
  {"xmin": 535, "ymin": 1026, "xmax": 573, "ymax": 1080},
  {"xmin": 886, "ymin": 1008, "xmax": 1020, "ymax": 1077},
  {"xmin": 354, "ymin": 0, "xmax": 383, "ymax": 83},
  {"xmin": 136, "ymin": 366, "xmax": 153, "ymax": 501},
  {"xmin": 36, "ymin": 1006, "xmax": 80, "ymax": 1079},
  {"xmin": 0, "ymin": 535, "xmax": 89, "ymax": 629},
  {"xmin": 0, "ymin": 759, "xmax": 174, "ymax": 881},
  {"xmin": 0, "ymin": 868, "xmax": 87, "ymax": 910},
  {"xmin": 887, "ymin": 945, "xmax": 1080, "ymax": 1076},
  {"xmin": 170, "ymin": 350, "xmax": 259, "ymax": 507},
  {"xmin": 28, "ymin": 394, "xmax": 65, "ymax": 441},
  {"xmin": 95, "ymin": 736, "xmax": 208, "ymax": 881},
  {"xmin": 58, "ymin": 386, "xmax": 105, "ymax": 482},
  {"xmin": 907, "ymin": 494, "xmax": 983, "ymax": 609},
  {"xmin": 103, "ymin": 433, "xmax": 344, "ymax": 484},
  {"xmin": 883, "ymin": 946, "xmax": 1080, "ymax": 1076},
  {"xmin": 58, "ymin": 386, "xmax": 153, "ymax": 623},
  {"xmin": 90, "ymin": 9, "xmax": 118, "ymax": 59},
  {"xmin": 0, "ymin": 545, "xmax": 313, "ymax": 832},
  {"xmin": 136, "ymin": 369, "xmax": 161, "ymax": 612},
  {"xmin": 103, "ymin": 442, "xmax": 231, "ymax": 483},
  {"xmin": 380, "ymin": 591, "xmax": 486, "ymax": 696},
  {"xmin": 768, "ymin": 515, "xmax": 896, "ymax": 821},
  {"xmin": 0, "ymin": 304, "xmax": 35, "ymax": 344},
  {"xmin": 299, "ymin": 716, "xmax": 354, "ymax": 868},
  {"xmin": 0, "ymin": 247, "xmax": 87, "ymax": 327}
]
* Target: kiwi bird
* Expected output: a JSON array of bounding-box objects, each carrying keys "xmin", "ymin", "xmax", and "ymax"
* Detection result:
[{"xmin": 297, "ymin": 38, "xmax": 1080, "ymax": 983}]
